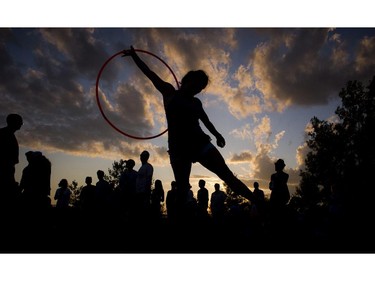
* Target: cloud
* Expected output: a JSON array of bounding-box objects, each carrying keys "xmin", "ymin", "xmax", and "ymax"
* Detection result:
[
  {"xmin": 39, "ymin": 29, "xmax": 111, "ymax": 80},
  {"xmin": 228, "ymin": 114, "xmax": 301, "ymax": 189},
  {"xmin": 130, "ymin": 28, "xmax": 264, "ymax": 119},
  {"xmin": 0, "ymin": 28, "xmax": 171, "ymax": 165},
  {"xmin": 230, "ymin": 123, "xmax": 252, "ymax": 140},
  {"xmin": 355, "ymin": 36, "xmax": 375, "ymax": 75},
  {"xmin": 296, "ymin": 142, "xmax": 309, "ymax": 170},
  {"xmin": 253, "ymin": 116, "xmax": 272, "ymax": 145},
  {"xmin": 230, "ymin": 151, "xmax": 253, "ymax": 163},
  {"xmin": 2, "ymin": 27, "xmax": 375, "ymax": 176},
  {"xmin": 250, "ymin": 29, "xmax": 375, "ymax": 111}
]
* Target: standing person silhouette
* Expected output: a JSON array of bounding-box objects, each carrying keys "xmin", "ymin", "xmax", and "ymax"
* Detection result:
[
  {"xmin": 251, "ymin": 181, "xmax": 266, "ymax": 227},
  {"xmin": 95, "ymin": 170, "xmax": 112, "ymax": 211},
  {"xmin": 166, "ymin": 181, "xmax": 178, "ymax": 221},
  {"xmin": 210, "ymin": 183, "xmax": 227, "ymax": 223},
  {"xmin": 269, "ymin": 159, "xmax": 290, "ymax": 228},
  {"xmin": 269, "ymin": 159, "xmax": 290, "ymax": 211},
  {"xmin": 20, "ymin": 151, "xmax": 51, "ymax": 210},
  {"xmin": 135, "ymin": 150, "xmax": 153, "ymax": 218},
  {"xmin": 119, "ymin": 159, "xmax": 138, "ymax": 217},
  {"xmin": 150, "ymin": 179, "xmax": 165, "ymax": 219},
  {"xmin": 253, "ymin": 181, "xmax": 265, "ymax": 212},
  {"xmin": 197, "ymin": 179, "xmax": 209, "ymax": 217},
  {"xmin": 80, "ymin": 176, "xmax": 96, "ymax": 211},
  {"xmin": 0, "ymin": 114, "xmax": 23, "ymax": 204},
  {"xmin": 54, "ymin": 179, "xmax": 71, "ymax": 209},
  {"xmin": 123, "ymin": 46, "xmax": 254, "ymax": 212}
]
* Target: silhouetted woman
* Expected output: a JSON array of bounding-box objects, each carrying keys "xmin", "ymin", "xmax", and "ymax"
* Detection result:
[
  {"xmin": 54, "ymin": 179, "xmax": 71, "ymax": 209},
  {"xmin": 123, "ymin": 46, "xmax": 253, "ymax": 210},
  {"xmin": 150, "ymin": 179, "xmax": 165, "ymax": 219}
]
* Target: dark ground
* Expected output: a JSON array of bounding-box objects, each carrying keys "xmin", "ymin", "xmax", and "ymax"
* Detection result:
[{"xmin": 1, "ymin": 206, "xmax": 374, "ymax": 254}]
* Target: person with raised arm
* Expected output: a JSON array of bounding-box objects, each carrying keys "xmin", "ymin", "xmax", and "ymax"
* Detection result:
[{"xmin": 123, "ymin": 46, "xmax": 254, "ymax": 214}]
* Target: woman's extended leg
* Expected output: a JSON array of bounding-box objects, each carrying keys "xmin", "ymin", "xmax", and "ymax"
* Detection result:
[
  {"xmin": 169, "ymin": 155, "xmax": 193, "ymax": 212},
  {"xmin": 198, "ymin": 145, "xmax": 254, "ymax": 202}
]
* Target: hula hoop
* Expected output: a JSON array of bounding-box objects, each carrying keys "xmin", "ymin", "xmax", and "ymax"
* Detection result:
[{"xmin": 96, "ymin": 49, "xmax": 179, "ymax": 140}]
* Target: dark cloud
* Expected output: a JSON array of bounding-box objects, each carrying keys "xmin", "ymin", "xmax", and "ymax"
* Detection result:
[
  {"xmin": 251, "ymin": 28, "xmax": 375, "ymax": 108},
  {"xmin": 2, "ymin": 27, "xmax": 375, "ymax": 173},
  {"xmin": 1, "ymin": 28, "xmax": 162, "ymax": 159},
  {"xmin": 131, "ymin": 28, "xmax": 237, "ymax": 76},
  {"xmin": 230, "ymin": 151, "xmax": 253, "ymax": 163},
  {"xmin": 38, "ymin": 29, "xmax": 111, "ymax": 80}
]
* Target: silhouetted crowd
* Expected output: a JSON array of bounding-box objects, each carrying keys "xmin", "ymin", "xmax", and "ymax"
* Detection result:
[{"xmin": 0, "ymin": 114, "xmax": 353, "ymax": 253}]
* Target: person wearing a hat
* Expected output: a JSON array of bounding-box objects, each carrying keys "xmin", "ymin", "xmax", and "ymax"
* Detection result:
[{"xmin": 269, "ymin": 159, "xmax": 290, "ymax": 214}]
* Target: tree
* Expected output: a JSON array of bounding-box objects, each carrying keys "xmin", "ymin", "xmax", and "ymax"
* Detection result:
[
  {"xmin": 69, "ymin": 180, "xmax": 82, "ymax": 208},
  {"xmin": 106, "ymin": 159, "xmax": 127, "ymax": 188},
  {"xmin": 224, "ymin": 181, "xmax": 247, "ymax": 209},
  {"xmin": 223, "ymin": 181, "xmax": 252, "ymax": 220},
  {"xmin": 296, "ymin": 76, "xmax": 375, "ymax": 225}
]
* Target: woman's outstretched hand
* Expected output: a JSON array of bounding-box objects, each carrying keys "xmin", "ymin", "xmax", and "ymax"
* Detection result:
[
  {"xmin": 122, "ymin": 45, "xmax": 135, "ymax": 57},
  {"xmin": 216, "ymin": 134, "xmax": 226, "ymax": 148}
]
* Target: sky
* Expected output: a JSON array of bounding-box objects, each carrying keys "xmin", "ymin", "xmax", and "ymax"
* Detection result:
[
  {"xmin": 2, "ymin": 1, "xmax": 375, "ymax": 280},
  {"xmin": 1, "ymin": 27, "xmax": 375, "ymax": 204}
]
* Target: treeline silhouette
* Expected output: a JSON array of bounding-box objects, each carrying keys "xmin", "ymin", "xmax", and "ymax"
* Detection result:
[{"xmin": 1, "ymin": 76, "xmax": 374, "ymax": 253}]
